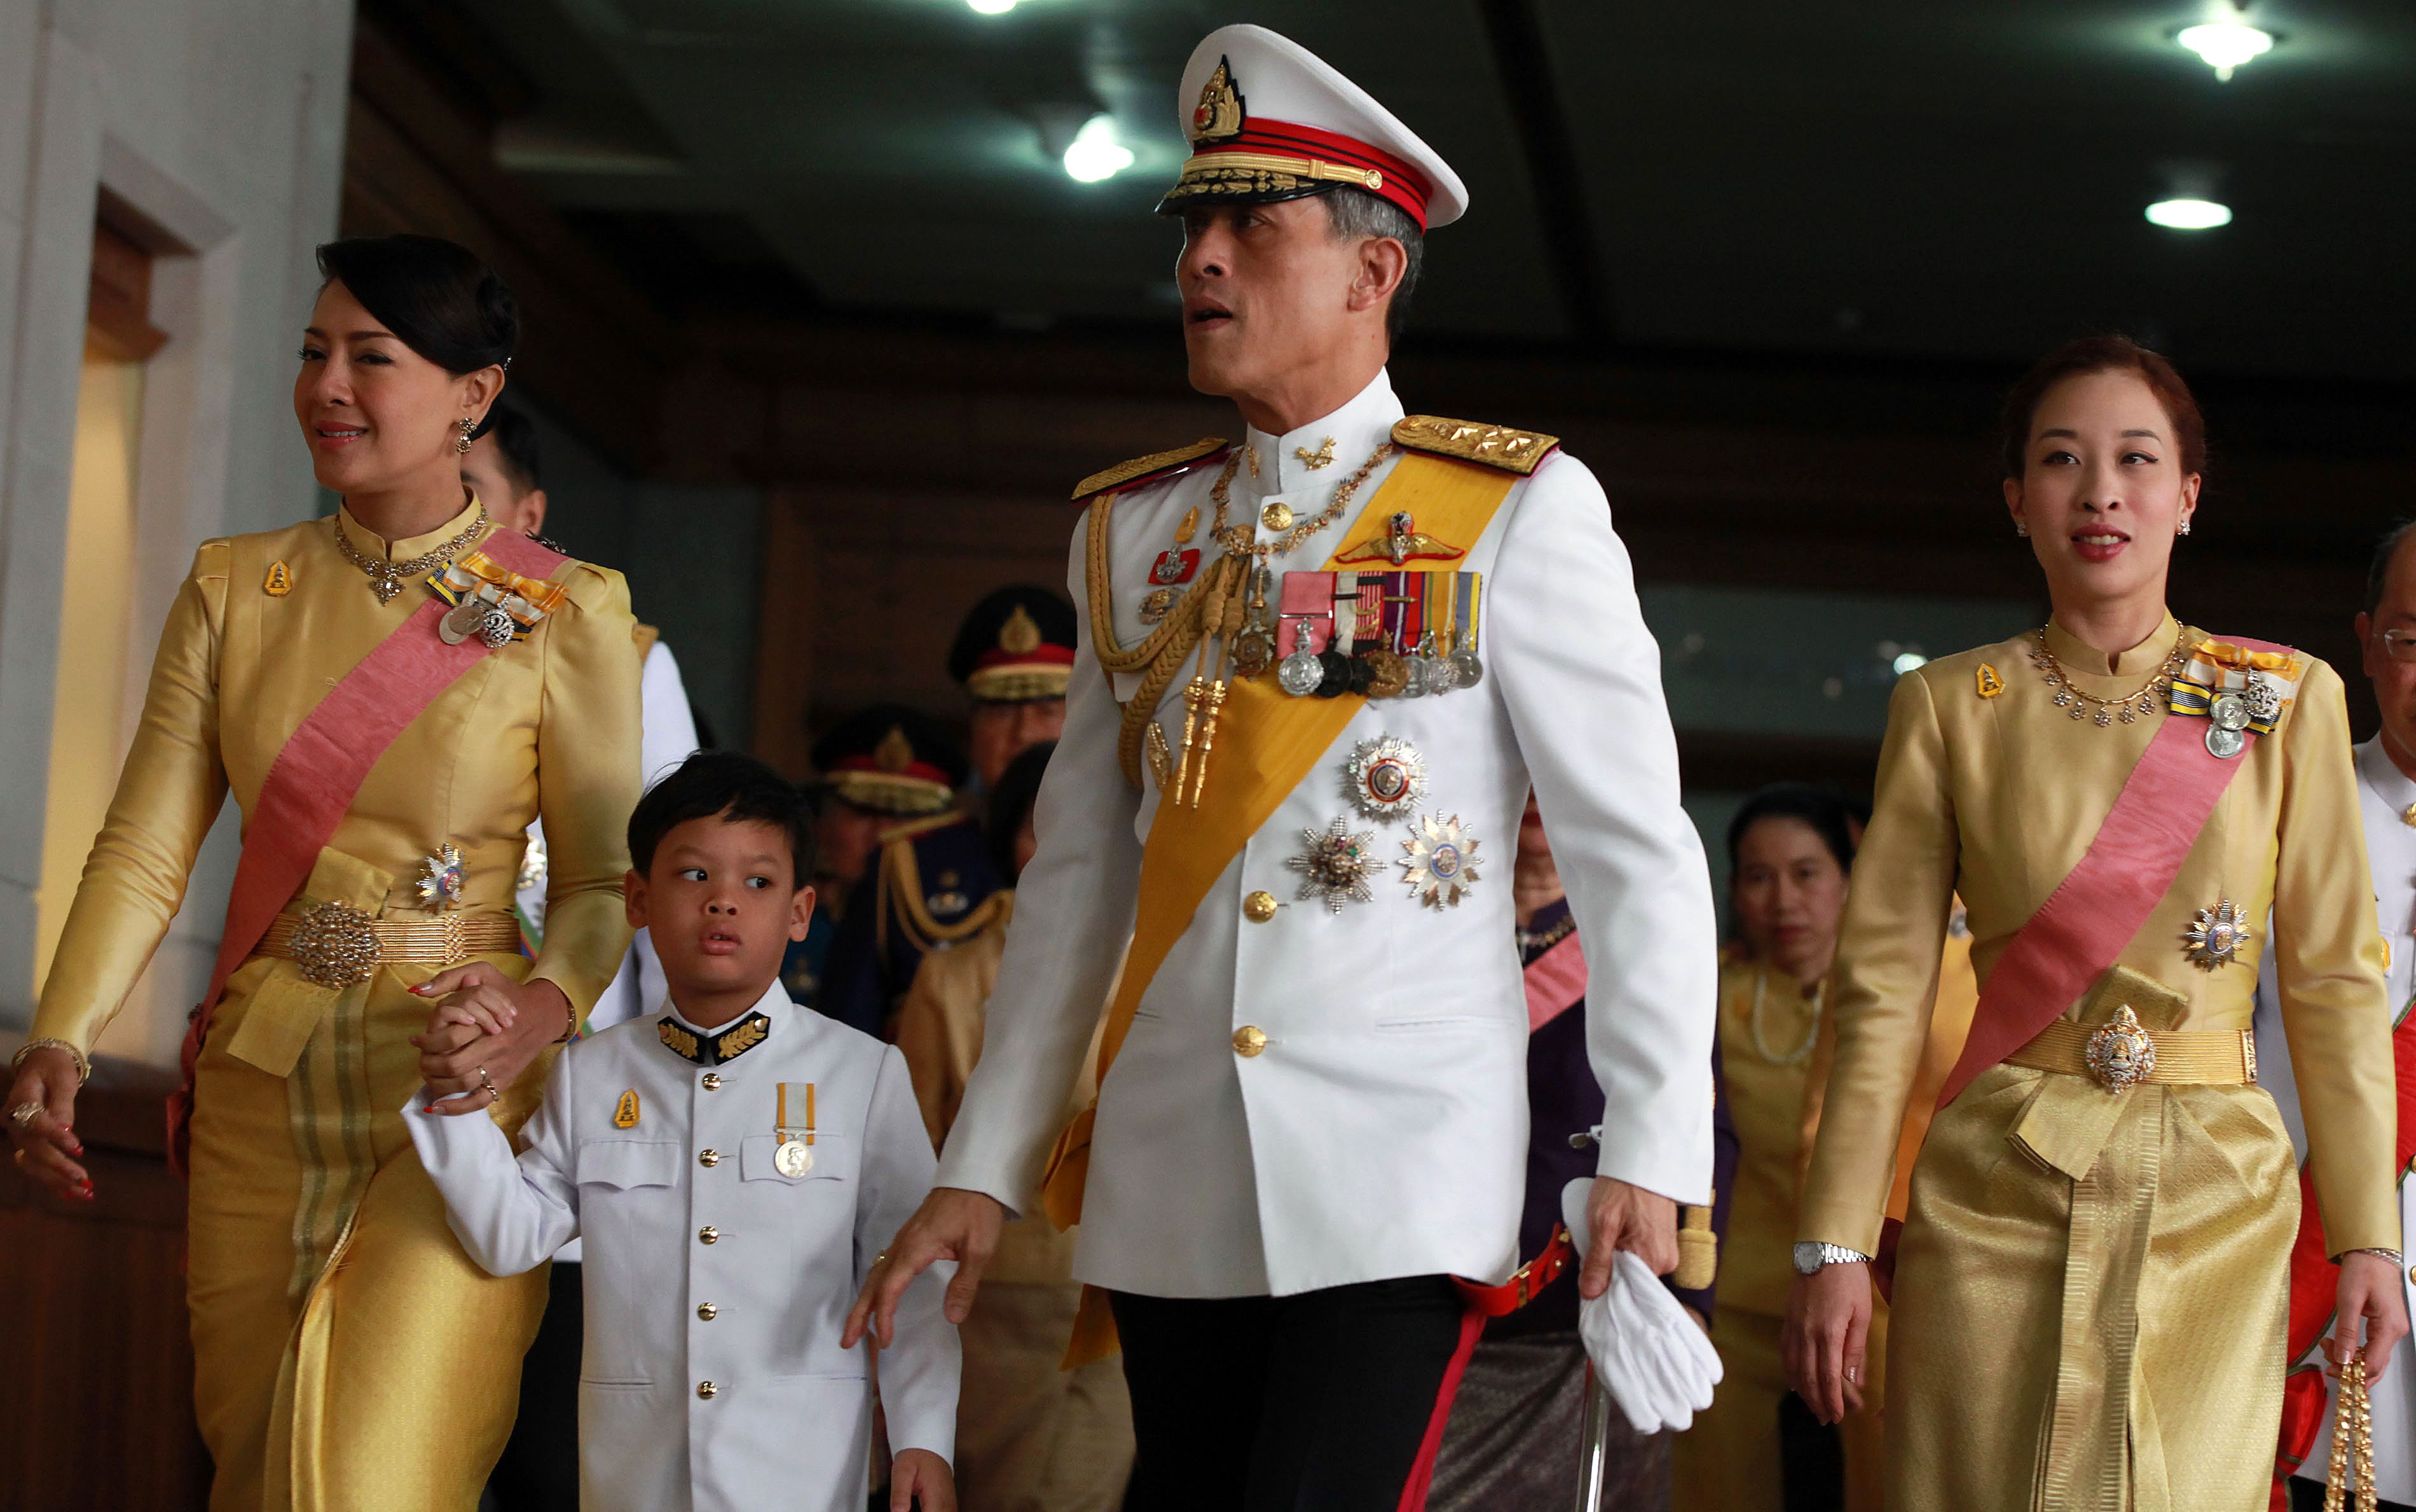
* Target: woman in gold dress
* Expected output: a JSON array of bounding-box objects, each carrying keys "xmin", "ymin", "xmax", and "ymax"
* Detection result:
[
  {"xmin": 3, "ymin": 235, "xmax": 638, "ymax": 1510},
  {"xmin": 1783, "ymin": 336, "xmax": 2406, "ymax": 1509},
  {"xmin": 1678, "ymin": 785, "xmax": 1876, "ymax": 1510}
]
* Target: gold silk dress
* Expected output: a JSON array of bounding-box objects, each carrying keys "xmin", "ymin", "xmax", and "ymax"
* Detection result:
[
  {"xmin": 31, "ymin": 498, "xmax": 639, "ymax": 1511},
  {"xmin": 1797, "ymin": 614, "xmax": 2396, "ymax": 1512},
  {"xmin": 1678, "ymin": 953, "xmax": 1897, "ymax": 1512}
]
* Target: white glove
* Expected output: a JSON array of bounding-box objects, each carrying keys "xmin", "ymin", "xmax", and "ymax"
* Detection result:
[{"xmin": 1561, "ymin": 1178, "xmax": 1724, "ymax": 1434}]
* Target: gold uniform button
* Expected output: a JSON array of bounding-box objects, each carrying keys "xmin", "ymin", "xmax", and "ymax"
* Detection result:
[
  {"xmin": 699, "ymin": 1149, "xmax": 721, "ymax": 1168},
  {"xmin": 1233, "ymin": 1026, "xmax": 1268, "ymax": 1058},
  {"xmin": 698, "ymin": 1226, "xmax": 720, "ymax": 1245},
  {"xmin": 702, "ymin": 1073, "xmax": 722, "ymax": 1091},
  {"xmin": 697, "ymin": 1302, "xmax": 718, "ymax": 1321},
  {"xmin": 2407, "ymin": 1264, "xmax": 2416, "ymax": 1287},
  {"xmin": 1244, "ymin": 891, "xmax": 1279, "ymax": 923},
  {"xmin": 1261, "ymin": 502, "xmax": 1294, "ymax": 532},
  {"xmin": 696, "ymin": 1380, "xmax": 717, "ymax": 1400}
]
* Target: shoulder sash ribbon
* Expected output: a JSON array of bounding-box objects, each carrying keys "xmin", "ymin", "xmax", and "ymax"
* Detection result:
[
  {"xmin": 1045, "ymin": 450, "xmax": 1525, "ymax": 1364},
  {"xmin": 165, "ymin": 525, "xmax": 566, "ymax": 1175},
  {"xmin": 1525, "ymin": 931, "xmax": 1588, "ymax": 1032},
  {"xmin": 1931, "ymin": 632, "xmax": 2295, "ymax": 1112}
]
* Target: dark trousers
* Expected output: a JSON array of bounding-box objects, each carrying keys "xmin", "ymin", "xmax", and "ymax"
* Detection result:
[
  {"xmin": 2289, "ymin": 1473, "xmax": 2416, "ymax": 1512},
  {"xmin": 1111, "ymin": 1276, "xmax": 1469, "ymax": 1512},
  {"xmin": 486, "ymin": 1260, "xmax": 582, "ymax": 1511}
]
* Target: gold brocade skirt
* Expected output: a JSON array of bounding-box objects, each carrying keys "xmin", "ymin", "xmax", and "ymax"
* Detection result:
[
  {"xmin": 185, "ymin": 952, "xmax": 551, "ymax": 1512},
  {"xmin": 1887, "ymin": 1062, "xmax": 2298, "ymax": 1512}
]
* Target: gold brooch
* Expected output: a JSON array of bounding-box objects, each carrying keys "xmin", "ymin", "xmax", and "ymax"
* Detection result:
[
  {"xmin": 264, "ymin": 561, "xmax": 293, "ymax": 596},
  {"xmin": 2084, "ymin": 1005, "xmax": 2157, "ymax": 1091},
  {"xmin": 289, "ymin": 900, "xmax": 380, "ymax": 989},
  {"xmin": 1975, "ymin": 664, "xmax": 2003, "ymax": 699},
  {"xmin": 2183, "ymin": 898, "xmax": 2254, "ymax": 970},
  {"xmin": 614, "ymin": 1089, "xmax": 641, "ymax": 1129}
]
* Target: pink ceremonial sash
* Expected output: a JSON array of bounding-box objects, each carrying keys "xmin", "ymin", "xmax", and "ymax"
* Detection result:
[
  {"xmin": 1524, "ymin": 931, "xmax": 1588, "ymax": 1033},
  {"xmin": 1931, "ymin": 633, "xmax": 2291, "ymax": 1111},
  {"xmin": 166, "ymin": 525, "xmax": 565, "ymax": 1174}
]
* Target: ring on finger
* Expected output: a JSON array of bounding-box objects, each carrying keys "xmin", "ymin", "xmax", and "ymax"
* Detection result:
[
  {"xmin": 8, "ymin": 1101, "xmax": 41, "ymax": 1128},
  {"xmin": 475, "ymin": 1066, "xmax": 497, "ymax": 1097}
]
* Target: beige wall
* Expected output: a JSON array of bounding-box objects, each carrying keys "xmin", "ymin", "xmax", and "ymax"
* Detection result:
[{"xmin": 0, "ymin": 0, "xmax": 354, "ymax": 1059}]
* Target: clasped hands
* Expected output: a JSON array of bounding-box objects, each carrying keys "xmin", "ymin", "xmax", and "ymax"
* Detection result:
[{"xmin": 411, "ymin": 962, "xmax": 573, "ymax": 1114}]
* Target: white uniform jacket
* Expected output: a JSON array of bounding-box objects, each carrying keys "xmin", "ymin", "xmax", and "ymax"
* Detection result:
[
  {"xmin": 2259, "ymin": 735, "xmax": 2416, "ymax": 1501},
  {"xmin": 405, "ymin": 980, "xmax": 959, "ymax": 1512},
  {"xmin": 935, "ymin": 370, "xmax": 1719, "ymax": 1298}
]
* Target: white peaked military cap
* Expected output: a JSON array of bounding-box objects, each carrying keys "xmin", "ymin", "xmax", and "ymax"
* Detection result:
[{"xmin": 1156, "ymin": 23, "xmax": 1469, "ymax": 231}]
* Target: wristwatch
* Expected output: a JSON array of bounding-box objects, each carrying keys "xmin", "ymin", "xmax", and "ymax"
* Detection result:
[{"xmin": 1793, "ymin": 1241, "xmax": 1871, "ymax": 1275}]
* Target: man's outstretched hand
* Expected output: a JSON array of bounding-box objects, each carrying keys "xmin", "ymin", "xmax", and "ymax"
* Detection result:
[{"xmin": 844, "ymin": 1186, "xmax": 1009, "ymax": 1350}]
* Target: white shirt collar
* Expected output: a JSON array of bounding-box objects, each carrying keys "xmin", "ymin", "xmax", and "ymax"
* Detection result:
[
  {"xmin": 1240, "ymin": 369, "xmax": 1404, "ymax": 497},
  {"xmin": 2358, "ymin": 736, "xmax": 2416, "ymax": 821},
  {"xmin": 660, "ymin": 976, "xmax": 792, "ymax": 1038}
]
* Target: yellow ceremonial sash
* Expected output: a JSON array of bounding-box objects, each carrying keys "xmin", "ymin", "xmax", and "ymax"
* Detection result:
[{"xmin": 1046, "ymin": 450, "xmax": 1523, "ymax": 1363}]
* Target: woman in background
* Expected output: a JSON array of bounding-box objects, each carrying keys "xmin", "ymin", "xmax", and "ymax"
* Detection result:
[
  {"xmin": 1676, "ymin": 785, "xmax": 1877, "ymax": 1511},
  {"xmin": 3, "ymin": 235, "xmax": 639, "ymax": 1509}
]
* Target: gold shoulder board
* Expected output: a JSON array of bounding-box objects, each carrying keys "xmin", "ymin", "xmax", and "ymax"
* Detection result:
[
  {"xmin": 1071, "ymin": 437, "xmax": 1230, "ymax": 502},
  {"xmin": 1391, "ymin": 415, "xmax": 1560, "ymax": 476}
]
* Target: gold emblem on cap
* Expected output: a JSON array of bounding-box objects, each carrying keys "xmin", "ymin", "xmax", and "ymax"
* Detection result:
[
  {"xmin": 999, "ymin": 603, "xmax": 1043, "ymax": 655},
  {"xmin": 874, "ymin": 725, "xmax": 914, "ymax": 774},
  {"xmin": 1192, "ymin": 56, "xmax": 1245, "ymax": 142},
  {"xmin": 264, "ymin": 560, "xmax": 293, "ymax": 596}
]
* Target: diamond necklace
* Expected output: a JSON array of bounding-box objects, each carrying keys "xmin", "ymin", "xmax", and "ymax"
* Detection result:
[
  {"xmin": 2023, "ymin": 626, "xmax": 2189, "ymax": 728},
  {"xmin": 333, "ymin": 502, "xmax": 490, "ymax": 603}
]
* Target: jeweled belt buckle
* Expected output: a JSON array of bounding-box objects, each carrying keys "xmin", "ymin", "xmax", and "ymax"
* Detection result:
[
  {"xmin": 2083, "ymin": 1005, "xmax": 2157, "ymax": 1091},
  {"xmin": 290, "ymin": 900, "xmax": 380, "ymax": 989}
]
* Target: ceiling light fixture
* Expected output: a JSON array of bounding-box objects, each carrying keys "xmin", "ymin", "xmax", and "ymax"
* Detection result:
[
  {"xmin": 966, "ymin": 0, "xmax": 1017, "ymax": 14},
  {"xmin": 2145, "ymin": 197, "xmax": 2233, "ymax": 230},
  {"xmin": 1062, "ymin": 116, "xmax": 1134, "ymax": 184},
  {"xmin": 2176, "ymin": 19, "xmax": 2274, "ymax": 80}
]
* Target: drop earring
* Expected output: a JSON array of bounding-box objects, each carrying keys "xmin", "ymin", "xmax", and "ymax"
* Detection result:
[
  {"xmin": 455, "ymin": 416, "xmax": 477, "ymax": 455},
  {"xmin": 2178, "ymin": 515, "xmax": 2193, "ymax": 537}
]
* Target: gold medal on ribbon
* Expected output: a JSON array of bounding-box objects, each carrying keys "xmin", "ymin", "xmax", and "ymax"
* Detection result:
[{"xmin": 776, "ymin": 1082, "xmax": 815, "ymax": 1176}]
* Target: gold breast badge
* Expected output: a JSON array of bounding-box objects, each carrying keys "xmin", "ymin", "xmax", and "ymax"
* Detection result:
[
  {"xmin": 1400, "ymin": 814, "xmax": 1481, "ymax": 909},
  {"xmin": 614, "ymin": 1089, "xmax": 641, "ymax": 1129},
  {"xmin": 264, "ymin": 560, "xmax": 293, "ymax": 596},
  {"xmin": 2182, "ymin": 898, "xmax": 2254, "ymax": 970},
  {"xmin": 1975, "ymin": 664, "xmax": 2003, "ymax": 699},
  {"xmin": 415, "ymin": 842, "xmax": 467, "ymax": 908}
]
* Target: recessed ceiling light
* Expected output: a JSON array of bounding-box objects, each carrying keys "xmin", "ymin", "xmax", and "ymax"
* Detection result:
[
  {"xmin": 2177, "ymin": 20, "xmax": 2274, "ymax": 80},
  {"xmin": 1062, "ymin": 116, "xmax": 1134, "ymax": 184},
  {"xmin": 2146, "ymin": 198, "xmax": 2233, "ymax": 230},
  {"xmin": 967, "ymin": 0, "xmax": 1017, "ymax": 14}
]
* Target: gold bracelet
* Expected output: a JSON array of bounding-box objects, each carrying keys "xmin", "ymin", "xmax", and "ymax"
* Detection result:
[{"xmin": 11, "ymin": 1037, "xmax": 91, "ymax": 1085}]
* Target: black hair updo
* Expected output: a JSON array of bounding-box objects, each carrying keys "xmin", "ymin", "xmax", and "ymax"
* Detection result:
[{"xmin": 314, "ymin": 235, "xmax": 518, "ymax": 376}]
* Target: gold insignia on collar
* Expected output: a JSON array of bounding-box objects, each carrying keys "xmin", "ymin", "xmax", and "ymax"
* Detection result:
[
  {"xmin": 1976, "ymin": 664, "xmax": 2004, "ymax": 699},
  {"xmin": 999, "ymin": 604, "xmax": 1043, "ymax": 655},
  {"xmin": 1296, "ymin": 437, "xmax": 1336, "ymax": 471},
  {"xmin": 656, "ymin": 1011, "xmax": 774, "ymax": 1068},
  {"xmin": 2401, "ymin": 802, "xmax": 2416, "ymax": 830},
  {"xmin": 264, "ymin": 560, "xmax": 293, "ymax": 596},
  {"xmin": 1191, "ymin": 57, "xmax": 1246, "ymax": 143},
  {"xmin": 614, "ymin": 1089, "xmax": 641, "ymax": 1129},
  {"xmin": 1390, "ymin": 416, "xmax": 1559, "ymax": 476},
  {"xmin": 1176, "ymin": 505, "xmax": 1200, "ymax": 544}
]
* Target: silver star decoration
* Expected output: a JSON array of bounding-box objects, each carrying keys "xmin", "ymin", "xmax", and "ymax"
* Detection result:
[
  {"xmin": 1286, "ymin": 817, "xmax": 1378, "ymax": 913},
  {"xmin": 1401, "ymin": 813, "xmax": 1481, "ymax": 909},
  {"xmin": 2182, "ymin": 898, "xmax": 2253, "ymax": 970}
]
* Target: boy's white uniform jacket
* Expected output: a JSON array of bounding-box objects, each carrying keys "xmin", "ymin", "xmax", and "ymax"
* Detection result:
[
  {"xmin": 936, "ymin": 370, "xmax": 1720, "ymax": 1298},
  {"xmin": 406, "ymin": 980, "xmax": 959, "ymax": 1512},
  {"xmin": 2256, "ymin": 735, "xmax": 2416, "ymax": 1503}
]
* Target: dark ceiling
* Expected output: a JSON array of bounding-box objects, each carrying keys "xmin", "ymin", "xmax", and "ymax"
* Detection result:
[{"xmin": 374, "ymin": 0, "xmax": 2415, "ymax": 382}]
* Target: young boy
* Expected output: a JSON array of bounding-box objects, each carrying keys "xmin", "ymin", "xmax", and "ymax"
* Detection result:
[{"xmin": 407, "ymin": 751, "xmax": 959, "ymax": 1512}]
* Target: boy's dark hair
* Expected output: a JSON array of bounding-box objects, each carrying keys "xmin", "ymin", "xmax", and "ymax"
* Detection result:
[
  {"xmin": 628, "ymin": 751, "xmax": 815, "ymax": 885},
  {"xmin": 474, "ymin": 404, "xmax": 543, "ymax": 496},
  {"xmin": 985, "ymin": 739, "xmax": 1055, "ymax": 884}
]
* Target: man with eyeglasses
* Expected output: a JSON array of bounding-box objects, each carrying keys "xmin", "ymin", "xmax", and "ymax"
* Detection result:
[{"xmin": 2259, "ymin": 520, "xmax": 2416, "ymax": 1511}]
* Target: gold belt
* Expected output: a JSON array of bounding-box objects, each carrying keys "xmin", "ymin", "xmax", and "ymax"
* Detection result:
[
  {"xmin": 257, "ymin": 902, "xmax": 521, "ymax": 989},
  {"xmin": 2008, "ymin": 1014, "xmax": 2257, "ymax": 1091}
]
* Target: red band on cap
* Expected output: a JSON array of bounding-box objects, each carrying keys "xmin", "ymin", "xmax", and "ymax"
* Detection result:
[
  {"xmin": 1192, "ymin": 117, "xmax": 1432, "ymax": 228},
  {"xmin": 973, "ymin": 645, "xmax": 1078, "ymax": 673},
  {"xmin": 830, "ymin": 754, "xmax": 954, "ymax": 787}
]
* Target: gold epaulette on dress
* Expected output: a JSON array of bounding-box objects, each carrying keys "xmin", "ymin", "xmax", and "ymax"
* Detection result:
[
  {"xmin": 1071, "ymin": 437, "xmax": 1231, "ymax": 502},
  {"xmin": 1390, "ymin": 415, "xmax": 1560, "ymax": 476}
]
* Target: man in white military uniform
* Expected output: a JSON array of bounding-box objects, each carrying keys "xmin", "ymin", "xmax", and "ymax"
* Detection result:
[
  {"xmin": 411, "ymin": 752, "xmax": 959, "ymax": 1512},
  {"xmin": 853, "ymin": 25, "xmax": 1717, "ymax": 1508},
  {"xmin": 2262, "ymin": 523, "xmax": 2416, "ymax": 1512}
]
